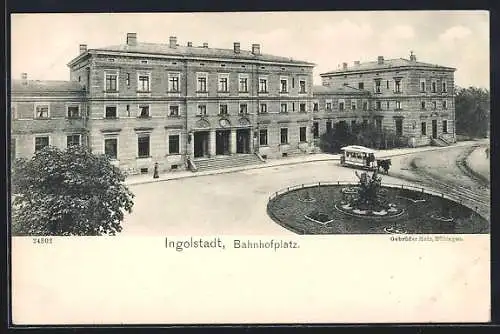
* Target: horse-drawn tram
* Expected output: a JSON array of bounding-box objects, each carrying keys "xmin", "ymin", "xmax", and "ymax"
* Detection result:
[{"xmin": 340, "ymin": 145, "xmax": 391, "ymax": 174}]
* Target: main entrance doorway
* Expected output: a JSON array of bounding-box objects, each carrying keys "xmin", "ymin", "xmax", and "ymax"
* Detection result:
[
  {"xmin": 216, "ymin": 130, "xmax": 231, "ymax": 155},
  {"xmin": 193, "ymin": 131, "xmax": 209, "ymax": 158},
  {"xmin": 432, "ymin": 120, "xmax": 438, "ymax": 139},
  {"xmin": 236, "ymin": 129, "xmax": 251, "ymax": 154}
]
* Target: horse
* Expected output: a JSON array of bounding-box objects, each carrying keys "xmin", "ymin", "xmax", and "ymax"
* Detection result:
[{"xmin": 377, "ymin": 159, "xmax": 391, "ymax": 174}]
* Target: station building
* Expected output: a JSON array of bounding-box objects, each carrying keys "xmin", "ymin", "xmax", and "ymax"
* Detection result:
[
  {"xmin": 318, "ymin": 52, "xmax": 456, "ymax": 147},
  {"xmin": 11, "ymin": 34, "xmax": 456, "ymax": 174}
]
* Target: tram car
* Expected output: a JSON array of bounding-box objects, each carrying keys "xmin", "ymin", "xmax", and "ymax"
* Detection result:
[{"xmin": 340, "ymin": 145, "xmax": 391, "ymax": 174}]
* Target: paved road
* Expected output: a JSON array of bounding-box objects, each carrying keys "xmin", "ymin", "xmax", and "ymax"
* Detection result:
[{"xmin": 121, "ymin": 140, "xmax": 490, "ymax": 235}]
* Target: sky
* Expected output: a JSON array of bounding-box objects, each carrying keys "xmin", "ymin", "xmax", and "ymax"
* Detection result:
[{"xmin": 11, "ymin": 11, "xmax": 489, "ymax": 89}]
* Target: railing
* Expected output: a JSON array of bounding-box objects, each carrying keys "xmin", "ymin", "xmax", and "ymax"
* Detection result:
[{"xmin": 267, "ymin": 181, "xmax": 477, "ymax": 212}]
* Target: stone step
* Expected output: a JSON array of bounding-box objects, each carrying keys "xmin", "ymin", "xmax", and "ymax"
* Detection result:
[{"xmin": 194, "ymin": 154, "xmax": 265, "ymax": 171}]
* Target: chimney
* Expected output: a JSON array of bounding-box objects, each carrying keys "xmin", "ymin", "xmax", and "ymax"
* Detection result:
[
  {"xmin": 377, "ymin": 56, "xmax": 384, "ymax": 65},
  {"xmin": 79, "ymin": 44, "xmax": 87, "ymax": 54},
  {"xmin": 251, "ymin": 44, "xmax": 261, "ymax": 56},
  {"xmin": 187, "ymin": 41, "xmax": 193, "ymax": 47},
  {"xmin": 21, "ymin": 72, "xmax": 28, "ymax": 85},
  {"xmin": 410, "ymin": 51, "xmax": 417, "ymax": 62},
  {"xmin": 202, "ymin": 42, "xmax": 208, "ymax": 48},
  {"xmin": 169, "ymin": 36, "xmax": 177, "ymax": 48},
  {"xmin": 354, "ymin": 61, "xmax": 360, "ymax": 66},
  {"xmin": 342, "ymin": 62, "xmax": 348, "ymax": 70},
  {"xmin": 234, "ymin": 42, "xmax": 241, "ymax": 54},
  {"xmin": 126, "ymin": 33, "xmax": 137, "ymax": 46}
]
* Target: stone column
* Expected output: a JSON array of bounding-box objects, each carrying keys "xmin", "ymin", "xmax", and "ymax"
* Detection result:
[
  {"xmin": 250, "ymin": 127, "xmax": 255, "ymax": 153},
  {"xmin": 209, "ymin": 129, "xmax": 216, "ymax": 157},
  {"xmin": 230, "ymin": 129, "xmax": 237, "ymax": 154},
  {"xmin": 190, "ymin": 131, "xmax": 195, "ymax": 159}
]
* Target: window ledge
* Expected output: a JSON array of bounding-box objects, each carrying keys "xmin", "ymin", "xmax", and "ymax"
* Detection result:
[
  {"xmin": 67, "ymin": 116, "xmax": 83, "ymax": 120},
  {"xmin": 137, "ymin": 116, "xmax": 152, "ymax": 119},
  {"xmin": 104, "ymin": 117, "xmax": 119, "ymax": 120},
  {"xmin": 136, "ymin": 156, "xmax": 152, "ymax": 160},
  {"xmin": 168, "ymin": 115, "xmax": 181, "ymax": 118}
]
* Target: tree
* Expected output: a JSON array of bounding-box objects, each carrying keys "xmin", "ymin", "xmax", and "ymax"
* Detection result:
[
  {"xmin": 455, "ymin": 86, "xmax": 490, "ymax": 138},
  {"xmin": 11, "ymin": 145, "xmax": 135, "ymax": 236}
]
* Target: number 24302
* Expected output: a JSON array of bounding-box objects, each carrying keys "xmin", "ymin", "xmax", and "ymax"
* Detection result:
[{"xmin": 32, "ymin": 237, "xmax": 53, "ymax": 244}]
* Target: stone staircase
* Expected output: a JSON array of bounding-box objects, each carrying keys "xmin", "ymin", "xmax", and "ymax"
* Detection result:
[
  {"xmin": 431, "ymin": 137, "xmax": 451, "ymax": 147},
  {"xmin": 193, "ymin": 154, "xmax": 265, "ymax": 172}
]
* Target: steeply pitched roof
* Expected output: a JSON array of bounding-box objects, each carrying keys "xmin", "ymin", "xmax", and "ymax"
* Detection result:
[
  {"xmin": 88, "ymin": 42, "xmax": 315, "ymax": 66},
  {"xmin": 11, "ymin": 80, "xmax": 85, "ymax": 93},
  {"xmin": 313, "ymin": 85, "xmax": 369, "ymax": 95},
  {"xmin": 321, "ymin": 58, "xmax": 455, "ymax": 76}
]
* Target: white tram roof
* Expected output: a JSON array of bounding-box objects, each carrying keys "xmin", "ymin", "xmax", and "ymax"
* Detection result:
[{"xmin": 340, "ymin": 145, "xmax": 377, "ymax": 154}]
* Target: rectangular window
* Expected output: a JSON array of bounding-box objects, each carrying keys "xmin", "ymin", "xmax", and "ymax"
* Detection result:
[
  {"xmin": 300, "ymin": 103, "xmax": 306, "ymax": 113},
  {"xmin": 394, "ymin": 79, "xmax": 401, "ymax": 92},
  {"xmin": 442, "ymin": 100, "xmax": 448, "ymax": 109},
  {"xmin": 168, "ymin": 135, "xmax": 180, "ymax": 154},
  {"xmin": 126, "ymin": 73, "xmax": 130, "ymax": 86},
  {"xmin": 35, "ymin": 104, "xmax": 49, "ymax": 119},
  {"xmin": 280, "ymin": 128, "xmax": 288, "ymax": 144},
  {"xmin": 138, "ymin": 75, "xmax": 150, "ymax": 92},
  {"xmin": 420, "ymin": 79, "xmax": 426, "ymax": 92},
  {"xmin": 376, "ymin": 101, "xmax": 381, "ymax": 110},
  {"xmin": 386, "ymin": 80, "xmax": 389, "ymax": 89},
  {"xmin": 326, "ymin": 121, "xmax": 332, "ymax": 132},
  {"xmin": 386, "ymin": 101, "xmax": 390, "ymax": 109},
  {"xmin": 421, "ymin": 101, "xmax": 426, "ymax": 110},
  {"xmin": 218, "ymin": 75, "xmax": 229, "ymax": 92},
  {"xmin": 299, "ymin": 80, "xmax": 306, "ymax": 93},
  {"xmin": 443, "ymin": 120, "xmax": 448, "ymax": 133},
  {"xmin": 280, "ymin": 103, "xmax": 288, "ymax": 113},
  {"xmin": 198, "ymin": 105, "xmax": 207, "ymax": 116},
  {"xmin": 239, "ymin": 103, "xmax": 248, "ymax": 115},
  {"xmin": 105, "ymin": 106, "xmax": 117, "ymax": 118},
  {"xmin": 339, "ymin": 100, "xmax": 345, "ymax": 111},
  {"xmin": 168, "ymin": 74, "xmax": 180, "ymax": 92},
  {"xmin": 351, "ymin": 100, "xmax": 357, "ymax": 110},
  {"xmin": 280, "ymin": 78, "xmax": 288, "ymax": 93},
  {"xmin": 421, "ymin": 122, "xmax": 427, "ymax": 136},
  {"xmin": 432, "ymin": 101, "xmax": 437, "ymax": 110},
  {"xmin": 239, "ymin": 76, "xmax": 248, "ymax": 92},
  {"xmin": 395, "ymin": 119, "xmax": 403, "ymax": 136},
  {"xmin": 169, "ymin": 105, "xmax": 179, "ymax": 117},
  {"xmin": 67, "ymin": 105, "xmax": 80, "ymax": 118},
  {"xmin": 376, "ymin": 119, "xmax": 382, "ymax": 131},
  {"xmin": 432, "ymin": 81, "xmax": 437, "ymax": 93},
  {"xmin": 375, "ymin": 79, "xmax": 381, "ymax": 93},
  {"xmin": 313, "ymin": 103, "xmax": 318, "ymax": 112},
  {"xmin": 259, "ymin": 78, "xmax": 268, "ymax": 93},
  {"xmin": 326, "ymin": 102, "xmax": 332, "ymax": 110},
  {"xmin": 219, "ymin": 104, "xmax": 228, "ymax": 115},
  {"xmin": 197, "ymin": 74, "xmax": 207, "ymax": 92},
  {"xmin": 138, "ymin": 135, "xmax": 150, "ymax": 158},
  {"xmin": 299, "ymin": 126, "xmax": 307, "ymax": 142},
  {"xmin": 260, "ymin": 103, "xmax": 267, "ymax": 114},
  {"xmin": 35, "ymin": 136, "xmax": 49, "ymax": 151},
  {"xmin": 104, "ymin": 138, "xmax": 117, "ymax": 159},
  {"xmin": 395, "ymin": 101, "xmax": 401, "ymax": 110},
  {"xmin": 442, "ymin": 81, "xmax": 447, "ymax": 92},
  {"xmin": 313, "ymin": 122, "xmax": 319, "ymax": 139},
  {"xmin": 358, "ymin": 82, "xmax": 364, "ymax": 89},
  {"xmin": 363, "ymin": 101, "xmax": 368, "ymax": 111},
  {"xmin": 67, "ymin": 134, "xmax": 81, "ymax": 147},
  {"xmin": 259, "ymin": 129, "xmax": 268, "ymax": 146},
  {"xmin": 105, "ymin": 73, "xmax": 118, "ymax": 92},
  {"xmin": 138, "ymin": 105, "xmax": 150, "ymax": 118}
]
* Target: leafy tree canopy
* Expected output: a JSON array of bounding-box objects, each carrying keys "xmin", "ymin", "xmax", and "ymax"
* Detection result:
[
  {"xmin": 455, "ymin": 86, "xmax": 490, "ymax": 138},
  {"xmin": 11, "ymin": 145, "xmax": 134, "ymax": 236}
]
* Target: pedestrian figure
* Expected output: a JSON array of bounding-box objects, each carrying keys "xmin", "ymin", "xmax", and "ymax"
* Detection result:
[{"xmin": 153, "ymin": 162, "xmax": 159, "ymax": 179}]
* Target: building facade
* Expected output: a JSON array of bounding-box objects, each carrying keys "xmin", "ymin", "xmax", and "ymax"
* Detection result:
[
  {"xmin": 319, "ymin": 52, "xmax": 456, "ymax": 147},
  {"xmin": 11, "ymin": 35, "xmax": 456, "ymax": 174}
]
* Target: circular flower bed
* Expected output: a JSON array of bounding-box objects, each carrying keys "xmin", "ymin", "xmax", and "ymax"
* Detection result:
[{"xmin": 267, "ymin": 184, "xmax": 489, "ymax": 235}]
